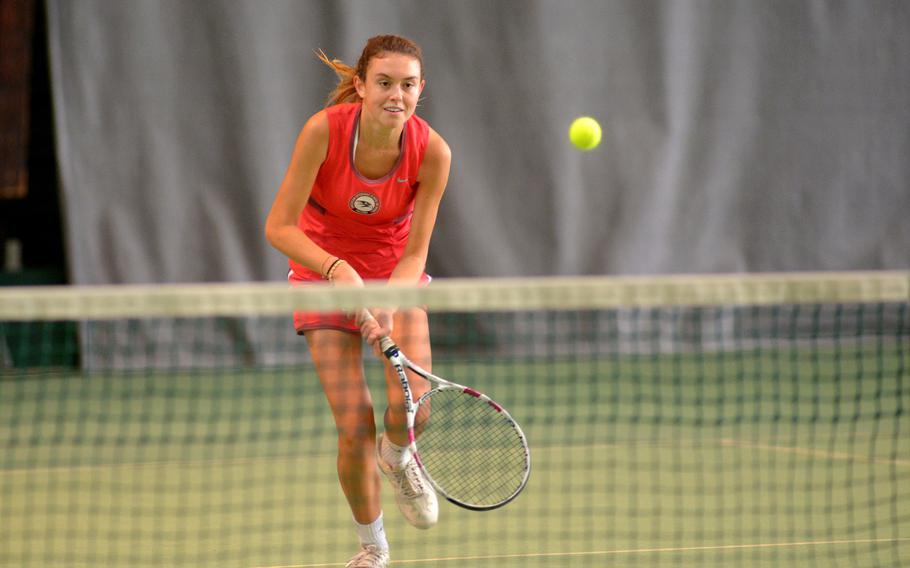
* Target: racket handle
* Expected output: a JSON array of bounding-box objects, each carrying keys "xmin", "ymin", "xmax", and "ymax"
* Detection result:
[
  {"xmin": 358, "ymin": 309, "xmax": 398, "ymax": 354},
  {"xmin": 357, "ymin": 308, "xmax": 377, "ymax": 327},
  {"xmin": 378, "ymin": 336, "xmax": 397, "ymax": 353}
]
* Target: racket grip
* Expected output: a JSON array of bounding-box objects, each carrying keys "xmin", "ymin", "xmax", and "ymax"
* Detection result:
[
  {"xmin": 378, "ymin": 336, "xmax": 396, "ymax": 353},
  {"xmin": 358, "ymin": 309, "xmax": 398, "ymax": 354},
  {"xmin": 357, "ymin": 309, "xmax": 374, "ymax": 327}
]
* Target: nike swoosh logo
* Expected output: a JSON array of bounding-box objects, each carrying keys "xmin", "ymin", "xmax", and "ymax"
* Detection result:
[{"xmin": 397, "ymin": 178, "xmax": 409, "ymax": 183}]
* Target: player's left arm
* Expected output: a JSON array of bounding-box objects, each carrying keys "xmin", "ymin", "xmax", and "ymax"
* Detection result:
[{"xmin": 388, "ymin": 127, "xmax": 451, "ymax": 284}]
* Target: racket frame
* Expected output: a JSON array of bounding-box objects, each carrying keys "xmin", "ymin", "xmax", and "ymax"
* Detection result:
[{"xmin": 376, "ymin": 334, "xmax": 531, "ymax": 511}]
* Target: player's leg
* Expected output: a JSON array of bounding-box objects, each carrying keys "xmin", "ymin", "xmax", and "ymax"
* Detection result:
[
  {"xmin": 376, "ymin": 307, "xmax": 438, "ymax": 529},
  {"xmin": 304, "ymin": 329, "xmax": 390, "ymax": 563}
]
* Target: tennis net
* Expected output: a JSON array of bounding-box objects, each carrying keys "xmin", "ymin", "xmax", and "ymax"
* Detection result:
[{"xmin": 1, "ymin": 272, "xmax": 908, "ymax": 567}]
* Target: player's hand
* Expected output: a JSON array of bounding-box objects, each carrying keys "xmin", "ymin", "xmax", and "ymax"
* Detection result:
[{"xmin": 359, "ymin": 308, "xmax": 394, "ymax": 353}]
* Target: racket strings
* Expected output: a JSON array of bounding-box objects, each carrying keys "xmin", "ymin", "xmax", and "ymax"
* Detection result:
[{"xmin": 415, "ymin": 388, "xmax": 529, "ymax": 507}]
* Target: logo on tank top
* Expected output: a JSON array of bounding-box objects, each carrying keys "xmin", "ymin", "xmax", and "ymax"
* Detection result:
[{"xmin": 349, "ymin": 192, "xmax": 380, "ymax": 215}]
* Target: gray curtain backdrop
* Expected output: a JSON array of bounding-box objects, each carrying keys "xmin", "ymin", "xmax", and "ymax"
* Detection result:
[{"xmin": 46, "ymin": 0, "xmax": 910, "ymax": 285}]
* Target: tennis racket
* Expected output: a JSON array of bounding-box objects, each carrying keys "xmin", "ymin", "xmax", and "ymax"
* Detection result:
[{"xmin": 360, "ymin": 310, "xmax": 531, "ymax": 511}]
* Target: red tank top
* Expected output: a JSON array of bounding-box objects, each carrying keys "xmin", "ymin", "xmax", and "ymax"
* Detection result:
[{"xmin": 290, "ymin": 102, "xmax": 430, "ymax": 281}]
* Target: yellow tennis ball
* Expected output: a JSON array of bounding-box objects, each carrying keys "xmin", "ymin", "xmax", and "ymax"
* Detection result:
[{"xmin": 568, "ymin": 116, "xmax": 602, "ymax": 151}]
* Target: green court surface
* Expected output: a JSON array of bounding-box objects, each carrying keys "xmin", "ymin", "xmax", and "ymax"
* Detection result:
[{"xmin": 2, "ymin": 346, "xmax": 908, "ymax": 567}]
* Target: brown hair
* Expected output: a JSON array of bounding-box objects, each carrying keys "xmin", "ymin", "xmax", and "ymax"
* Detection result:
[{"xmin": 317, "ymin": 35, "xmax": 424, "ymax": 107}]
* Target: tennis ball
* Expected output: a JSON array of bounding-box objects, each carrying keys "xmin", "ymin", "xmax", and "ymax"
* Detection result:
[{"xmin": 568, "ymin": 116, "xmax": 602, "ymax": 151}]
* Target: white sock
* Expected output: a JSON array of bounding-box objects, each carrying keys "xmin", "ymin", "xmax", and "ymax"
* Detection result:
[
  {"xmin": 354, "ymin": 512, "xmax": 389, "ymax": 551},
  {"xmin": 380, "ymin": 436, "xmax": 412, "ymax": 469}
]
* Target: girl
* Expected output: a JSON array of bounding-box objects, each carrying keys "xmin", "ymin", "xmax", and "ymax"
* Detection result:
[{"xmin": 265, "ymin": 35, "xmax": 451, "ymax": 568}]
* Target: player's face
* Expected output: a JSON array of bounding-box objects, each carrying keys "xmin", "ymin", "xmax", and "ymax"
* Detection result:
[{"xmin": 356, "ymin": 53, "xmax": 424, "ymax": 129}]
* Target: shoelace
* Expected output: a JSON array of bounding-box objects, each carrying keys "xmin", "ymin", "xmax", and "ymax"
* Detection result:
[
  {"xmin": 391, "ymin": 461, "xmax": 426, "ymax": 499},
  {"xmin": 345, "ymin": 545, "xmax": 387, "ymax": 568}
]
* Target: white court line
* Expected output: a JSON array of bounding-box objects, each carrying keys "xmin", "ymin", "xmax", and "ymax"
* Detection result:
[
  {"xmin": 720, "ymin": 438, "xmax": 910, "ymax": 467},
  {"xmin": 3, "ymin": 436, "xmax": 906, "ymax": 475},
  {"xmin": 0, "ymin": 454, "xmax": 315, "ymax": 476},
  {"xmin": 251, "ymin": 537, "xmax": 910, "ymax": 568}
]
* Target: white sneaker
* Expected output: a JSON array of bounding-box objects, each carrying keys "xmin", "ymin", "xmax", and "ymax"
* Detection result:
[
  {"xmin": 345, "ymin": 544, "xmax": 389, "ymax": 568},
  {"xmin": 377, "ymin": 434, "xmax": 438, "ymax": 529}
]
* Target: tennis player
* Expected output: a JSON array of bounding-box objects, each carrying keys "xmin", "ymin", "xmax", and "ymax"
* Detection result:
[{"xmin": 265, "ymin": 35, "xmax": 451, "ymax": 568}]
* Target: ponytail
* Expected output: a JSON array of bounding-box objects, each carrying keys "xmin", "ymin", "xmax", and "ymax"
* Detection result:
[
  {"xmin": 316, "ymin": 49, "xmax": 361, "ymax": 107},
  {"xmin": 317, "ymin": 35, "xmax": 424, "ymax": 108}
]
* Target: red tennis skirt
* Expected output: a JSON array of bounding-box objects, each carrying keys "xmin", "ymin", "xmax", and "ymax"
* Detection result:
[{"xmin": 288, "ymin": 268, "xmax": 431, "ymax": 334}]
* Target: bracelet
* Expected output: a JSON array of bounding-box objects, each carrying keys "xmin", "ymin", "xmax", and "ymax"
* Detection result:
[
  {"xmin": 320, "ymin": 255, "xmax": 337, "ymax": 278},
  {"xmin": 326, "ymin": 258, "xmax": 347, "ymax": 282},
  {"xmin": 327, "ymin": 259, "xmax": 346, "ymax": 281}
]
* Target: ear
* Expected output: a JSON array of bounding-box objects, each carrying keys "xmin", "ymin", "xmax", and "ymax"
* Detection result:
[
  {"xmin": 418, "ymin": 79, "xmax": 426, "ymax": 96},
  {"xmin": 353, "ymin": 75, "xmax": 366, "ymax": 99}
]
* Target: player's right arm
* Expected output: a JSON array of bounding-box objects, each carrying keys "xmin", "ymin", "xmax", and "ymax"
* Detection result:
[{"xmin": 265, "ymin": 111, "xmax": 363, "ymax": 285}]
